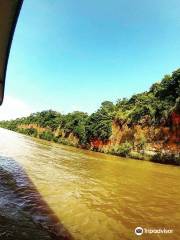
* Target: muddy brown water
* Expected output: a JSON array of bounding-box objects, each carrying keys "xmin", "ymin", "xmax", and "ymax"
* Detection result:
[{"xmin": 0, "ymin": 128, "xmax": 180, "ymax": 240}]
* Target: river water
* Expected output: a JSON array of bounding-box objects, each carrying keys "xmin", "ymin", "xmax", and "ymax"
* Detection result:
[{"xmin": 0, "ymin": 128, "xmax": 180, "ymax": 240}]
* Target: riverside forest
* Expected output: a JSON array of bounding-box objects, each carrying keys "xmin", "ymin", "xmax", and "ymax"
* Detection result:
[{"xmin": 0, "ymin": 68, "xmax": 180, "ymax": 165}]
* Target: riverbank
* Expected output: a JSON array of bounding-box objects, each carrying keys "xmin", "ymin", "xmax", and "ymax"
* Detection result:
[
  {"xmin": 0, "ymin": 68, "xmax": 179, "ymax": 165},
  {"xmin": 87, "ymin": 145, "xmax": 180, "ymax": 166},
  {"xmin": 1, "ymin": 127, "xmax": 179, "ymax": 166}
]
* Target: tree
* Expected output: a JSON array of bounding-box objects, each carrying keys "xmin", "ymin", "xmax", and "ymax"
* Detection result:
[{"xmin": 85, "ymin": 104, "xmax": 112, "ymax": 142}]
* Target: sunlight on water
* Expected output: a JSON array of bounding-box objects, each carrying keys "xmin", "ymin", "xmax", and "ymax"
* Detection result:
[{"xmin": 0, "ymin": 128, "xmax": 180, "ymax": 240}]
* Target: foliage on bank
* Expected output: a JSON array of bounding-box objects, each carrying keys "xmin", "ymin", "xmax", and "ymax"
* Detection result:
[
  {"xmin": 151, "ymin": 152, "xmax": 180, "ymax": 165},
  {"xmin": 0, "ymin": 68, "xmax": 179, "ymax": 165}
]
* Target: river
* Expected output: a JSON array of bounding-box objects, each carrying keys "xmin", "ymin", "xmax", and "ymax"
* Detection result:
[{"xmin": 0, "ymin": 128, "xmax": 180, "ymax": 240}]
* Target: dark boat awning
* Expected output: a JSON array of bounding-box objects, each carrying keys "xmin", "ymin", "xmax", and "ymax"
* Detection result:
[{"xmin": 0, "ymin": 0, "xmax": 23, "ymax": 105}]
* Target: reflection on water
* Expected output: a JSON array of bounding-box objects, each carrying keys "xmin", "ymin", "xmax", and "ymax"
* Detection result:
[{"xmin": 0, "ymin": 128, "xmax": 180, "ymax": 240}]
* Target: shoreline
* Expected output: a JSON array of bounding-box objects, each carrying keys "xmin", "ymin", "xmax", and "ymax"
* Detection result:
[{"xmin": 1, "ymin": 127, "xmax": 179, "ymax": 166}]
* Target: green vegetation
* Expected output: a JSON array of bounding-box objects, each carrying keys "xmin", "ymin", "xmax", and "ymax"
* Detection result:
[
  {"xmin": 151, "ymin": 153, "xmax": 180, "ymax": 166},
  {"xmin": 61, "ymin": 111, "xmax": 88, "ymax": 144},
  {"xmin": 110, "ymin": 142, "xmax": 133, "ymax": 157},
  {"xmin": 39, "ymin": 131, "xmax": 54, "ymax": 141},
  {"xmin": 85, "ymin": 101, "xmax": 114, "ymax": 143},
  {"xmin": 115, "ymin": 69, "xmax": 180, "ymax": 125},
  {"xmin": 0, "ymin": 68, "xmax": 179, "ymax": 165},
  {"xmin": 128, "ymin": 151, "xmax": 146, "ymax": 160}
]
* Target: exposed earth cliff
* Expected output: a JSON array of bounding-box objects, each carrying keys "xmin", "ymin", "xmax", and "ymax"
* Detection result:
[{"xmin": 0, "ymin": 68, "xmax": 179, "ymax": 164}]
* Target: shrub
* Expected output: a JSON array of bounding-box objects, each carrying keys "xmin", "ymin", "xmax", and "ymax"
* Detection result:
[
  {"xmin": 151, "ymin": 153, "xmax": 180, "ymax": 165},
  {"xmin": 57, "ymin": 137, "xmax": 75, "ymax": 146},
  {"xmin": 39, "ymin": 131, "xmax": 54, "ymax": 141},
  {"xmin": 111, "ymin": 142, "xmax": 132, "ymax": 157},
  {"xmin": 53, "ymin": 136, "xmax": 59, "ymax": 142},
  {"xmin": 129, "ymin": 151, "xmax": 145, "ymax": 160},
  {"xmin": 18, "ymin": 127, "xmax": 37, "ymax": 137}
]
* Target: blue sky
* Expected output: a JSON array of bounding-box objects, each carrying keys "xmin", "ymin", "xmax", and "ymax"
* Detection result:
[{"xmin": 1, "ymin": 0, "xmax": 180, "ymax": 119}]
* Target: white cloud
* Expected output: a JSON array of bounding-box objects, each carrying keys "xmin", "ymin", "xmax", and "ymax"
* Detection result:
[{"xmin": 0, "ymin": 96, "xmax": 32, "ymax": 121}]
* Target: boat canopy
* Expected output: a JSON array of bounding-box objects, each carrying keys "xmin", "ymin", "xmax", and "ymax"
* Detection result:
[{"xmin": 0, "ymin": 0, "xmax": 23, "ymax": 105}]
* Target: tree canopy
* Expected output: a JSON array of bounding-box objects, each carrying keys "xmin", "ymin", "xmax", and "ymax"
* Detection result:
[{"xmin": 0, "ymin": 68, "xmax": 179, "ymax": 145}]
